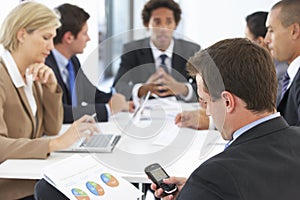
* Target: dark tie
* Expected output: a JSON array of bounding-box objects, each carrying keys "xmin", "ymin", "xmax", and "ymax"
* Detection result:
[
  {"xmin": 159, "ymin": 54, "xmax": 169, "ymax": 74},
  {"xmin": 66, "ymin": 60, "xmax": 77, "ymax": 107},
  {"xmin": 280, "ymin": 72, "xmax": 290, "ymax": 100}
]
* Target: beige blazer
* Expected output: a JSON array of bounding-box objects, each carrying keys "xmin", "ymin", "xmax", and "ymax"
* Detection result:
[{"xmin": 0, "ymin": 58, "xmax": 63, "ymax": 199}]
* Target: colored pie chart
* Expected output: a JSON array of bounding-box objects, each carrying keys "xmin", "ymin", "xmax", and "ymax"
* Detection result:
[
  {"xmin": 71, "ymin": 188, "xmax": 90, "ymax": 200},
  {"xmin": 86, "ymin": 181, "xmax": 105, "ymax": 196},
  {"xmin": 100, "ymin": 173, "xmax": 119, "ymax": 187}
]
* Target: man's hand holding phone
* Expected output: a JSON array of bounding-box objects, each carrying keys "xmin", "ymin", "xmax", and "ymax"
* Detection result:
[
  {"xmin": 150, "ymin": 176, "xmax": 186, "ymax": 200},
  {"xmin": 145, "ymin": 163, "xmax": 186, "ymax": 199}
]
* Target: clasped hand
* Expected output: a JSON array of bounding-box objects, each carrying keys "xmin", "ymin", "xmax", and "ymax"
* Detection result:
[{"xmin": 138, "ymin": 68, "xmax": 188, "ymax": 98}]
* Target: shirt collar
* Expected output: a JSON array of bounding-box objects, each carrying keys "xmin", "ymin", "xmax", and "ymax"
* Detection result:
[
  {"xmin": 150, "ymin": 39, "xmax": 174, "ymax": 60},
  {"xmin": 226, "ymin": 112, "xmax": 281, "ymax": 147},
  {"xmin": 287, "ymin": 56, "xmax": 300, "ymax": 85},
  {"xmin": 52, "ymin": 48, "xmax": 69, "ymax": 71},
  {"xmin": 2, "ymin": 50, "xmax": 26, "ymax": 88}
]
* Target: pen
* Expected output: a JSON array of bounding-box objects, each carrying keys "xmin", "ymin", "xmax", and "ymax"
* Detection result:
[
  {"xmin": 86, "ymin": 113, "xmax": 97, "ymax": 123},
  {"xmin": 132, "ymin": 91, "xmax": 151, "ymax": 119},
  {"xmin": 151, "ymin": 93, "xmax": 159, "ymax": 99}
]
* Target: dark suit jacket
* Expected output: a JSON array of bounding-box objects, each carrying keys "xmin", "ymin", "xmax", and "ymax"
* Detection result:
[
  {"xmin": 177, "ymin": 116, "xmax": 300, "ymax": 200},
  {"xmin": 277, "ymin": 68, "xmax": 300, "ymax": 126},
  {"xmin": 113, "ymin": 38, "xmax": 200, "ymax": 101},
  {"xmin": 46, "ymin": 52, "xmax": 112, "ymax": 123}
]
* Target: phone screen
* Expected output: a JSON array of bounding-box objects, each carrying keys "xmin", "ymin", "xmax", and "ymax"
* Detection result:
[
  {"xmin": 151, "ymin": 167, "xmax": 168, "ymax": 181},
  {"xmin": 145, "ymin": 163, "xmax": 178, "ymax": 195}
]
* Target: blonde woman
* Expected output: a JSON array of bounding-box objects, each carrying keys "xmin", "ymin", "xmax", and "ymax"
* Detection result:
[{"xmin": 0, "ymin": 2, "xmax": 98, "ymax": 199}]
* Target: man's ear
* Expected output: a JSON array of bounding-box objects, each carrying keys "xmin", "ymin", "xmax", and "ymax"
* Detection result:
[
  {"xmin": 221, "ymin": 91, "xmax": 235, "ymax": 113},
  {"xmin": 290, "ymin": 23, "xmax": 300, "ymax": 40},
  {"xmin": 62, "ymin": 31, "xmax": 74, "ymax": 44}
]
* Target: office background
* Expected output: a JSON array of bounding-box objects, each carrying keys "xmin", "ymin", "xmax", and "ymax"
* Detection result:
[{"xmin": 0, "ymin": 0, "xmax": 279, "ymax": 91}]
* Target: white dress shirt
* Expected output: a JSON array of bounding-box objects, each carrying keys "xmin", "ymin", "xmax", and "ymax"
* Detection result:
[
  {"xmin": 52, "ymin": 49, "xmax": 69, "ymax": 87},
  {"xmin": 286, "ymin": 55, "xmax": 300, "ymax": 89}
]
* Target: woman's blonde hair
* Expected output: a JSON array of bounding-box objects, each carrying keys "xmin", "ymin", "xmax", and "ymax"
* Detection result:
[{"xmin": 0, "ymin": 1, "xmax": 61, "ymax": 51}]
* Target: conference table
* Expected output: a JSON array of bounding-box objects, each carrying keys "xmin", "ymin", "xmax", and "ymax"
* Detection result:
[{"xmin": 0, "ymin": 98, "xmax": 226, "ymax": 195}]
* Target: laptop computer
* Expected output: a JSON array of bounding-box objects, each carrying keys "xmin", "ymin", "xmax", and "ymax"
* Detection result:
[{"xmin": 57, "ymin": 134, "xmax": 121, "ymax": 153}]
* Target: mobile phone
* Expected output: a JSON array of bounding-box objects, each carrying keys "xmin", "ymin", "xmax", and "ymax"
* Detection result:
[{"xmin": 144, "ymin": 163, "xmax": 178, "ymax": 195}]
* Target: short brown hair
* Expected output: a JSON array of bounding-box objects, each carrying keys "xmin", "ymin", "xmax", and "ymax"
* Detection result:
[
  {"xmin": 54, "ymin": 3, "xmax": 90, "ymax": 44},
  {"xmin": 141, "ymin": 0, "xmax": 181, "ymax": 27},
  {"xmin": 272, "ymin": 0, "xmax": 300, "ymax": 27},
  {"xmin": 187, "ymin": 38, "xmax": 277, "ymax": 113}
]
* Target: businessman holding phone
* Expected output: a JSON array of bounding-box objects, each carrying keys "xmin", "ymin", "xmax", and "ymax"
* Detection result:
[{"xmin": 152, "ymin": 38, "xmax": 300, "ymax": 200}]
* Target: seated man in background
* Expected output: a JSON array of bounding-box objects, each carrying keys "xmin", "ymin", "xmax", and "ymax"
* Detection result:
[
  {"xmin": 245, "ymin": 11, "xmax": 288, "ymax": 104},
  {"xmin": 264, "ymin": 0, "xmax": 300, "ymax": 126},
  {"xmin": 152, "ymin": 38, "xmax": 300, "ymax": 200},
  {"xmin": 113, "ymin": 0, "xmax": 200, "ymax": 102},
  {"xmin": 46, "ymin": 3, "xmax": 132, "ymax": 123}
]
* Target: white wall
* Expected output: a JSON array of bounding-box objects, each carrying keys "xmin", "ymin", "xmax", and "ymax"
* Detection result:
[
  {"xmin": 179, "ymin": 0, "xmax": 280, "ymax": 48},
  {"xmin": 0, "ymin": 0, "xmax": 100, "ymax": 85}
]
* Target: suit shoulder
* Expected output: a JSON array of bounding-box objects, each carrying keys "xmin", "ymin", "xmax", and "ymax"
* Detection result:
[
  {"xmin": 71, "ymin": 55, "xmax": 81, "ymax": 67},
  {"xmin": 188, "ymin": 153, "xmax": 236, "ymax": 188},
  {"xmin": 176, "ymin": 38, "xmax": 201, "ymax": 50},
  {"xmin": 122, "ymin": 38, "xmax": 149, "ymax": 52}
]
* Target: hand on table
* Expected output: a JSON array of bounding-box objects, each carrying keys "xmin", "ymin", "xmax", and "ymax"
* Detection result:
[
  {"xmin": 175, "ymin": 109, "xmax": 209, "ymax": 130},
  {"xmin": 48, "ymin": 115, "xmax": 99, "ymax": 152}
]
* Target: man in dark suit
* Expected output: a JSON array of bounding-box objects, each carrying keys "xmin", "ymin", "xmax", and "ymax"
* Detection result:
[
  {"xmin": 46, "ymin": 4, "xmax": 131, "ymax": 123},
  {"xmin": 113, "ymin": 0, "xmax": 200, "ymax": 102},
  {"xmin": 152, "ymin": 38, "xmax": 300, "ymax": 199},
  {"xmin": 245, "ymin": 11, "xmax": 288, "ymax": 104},
  {"xmin": 265, "ymin": 0, "xmax": 300, "ymax": 126}
]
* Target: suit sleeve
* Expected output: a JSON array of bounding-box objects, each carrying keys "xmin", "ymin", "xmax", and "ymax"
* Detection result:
[
  {"xmin": 295, "ymin": 79, "xmax": 300, "ymax": 126},
  {"xmin": 62, "ymin": 103, "xmax": 108, "ymax": 123},
  {"xmin": 177, "ymin": 161, "xmax": 239, "ymax": 200},
  {"xmin": 295, "ymin": 97, "xmax": 300, "ymax": 126},
  {"xmin": 186, "ymin": 43, "xmax": 201, "ymax": 101},
  {"xmin": 42, "ymin": 84, "xmax": 63, "ymax": 135},
  {"xmin": 62, "ymin": 85, "xmax": 110, "ymax": 123}
]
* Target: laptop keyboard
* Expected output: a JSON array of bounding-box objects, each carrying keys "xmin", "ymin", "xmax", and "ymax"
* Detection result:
[{"xmin": 83, "ymin": 135, "xmax": 113, "ymax": 148}]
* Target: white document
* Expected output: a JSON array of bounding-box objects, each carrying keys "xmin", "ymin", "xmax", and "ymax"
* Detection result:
[{"xmin": 42, "ymin": 155, "xmax": 142, "ymax": 200}]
